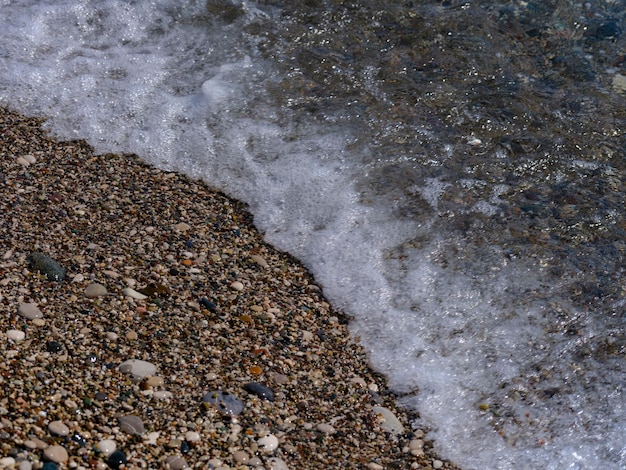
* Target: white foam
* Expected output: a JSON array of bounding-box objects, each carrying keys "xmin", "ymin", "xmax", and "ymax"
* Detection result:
[{"xmin": 0, "ymin": 2, "xmax": 623, "ymax": 469}]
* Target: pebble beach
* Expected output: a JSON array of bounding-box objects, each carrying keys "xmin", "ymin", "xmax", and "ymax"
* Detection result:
[{"xmin": 0, "ymin": 107, "xmax": 460, "ymax": 470}]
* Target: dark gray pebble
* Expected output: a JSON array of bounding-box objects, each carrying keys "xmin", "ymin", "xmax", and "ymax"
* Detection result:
[
  {"xmin": 46, "ymin": 341, "xmax": 63, "ymax": 353},
  {"xmin": 202, "ymin": 390, "xmax": 244, "ymax": 415},
  {"xmin": 107, "ymin": 450, "xmax": 127, "ymax": 469},
  {"xmin": 27, "ymin": 252, "xmax": 66, "ymax": 281},
  {"xmin": 243, "ymin": 382, "xmax": 275, "ymax": 402}
]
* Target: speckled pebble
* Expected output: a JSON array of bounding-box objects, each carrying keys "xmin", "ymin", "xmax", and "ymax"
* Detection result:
[
  {"xmin": 48, "ymin": 420, "xmax": 70, "ymax": 436},
  {"xmin": 202, "ymin": 390, "xmax": 244, "ymax": 416},
  {"xmin": 165, "ymin": 456, "xmax": 189, "ymax": 470},
  {"xmin": 85, "ymin": 282, "xmax": 107, "ymax": 297},
  {"xmin": 17, "ymin": 302, "xmax": 43, "ymax": 320},
  {"xmin": 257, "ymin": 433, "xmax": 279, "ymax": 453},
  {"xmin": 43, "ymin": 445, "xmax": 68, "ymax": 463},
  {"xmin": 119, "ymin": 359, "xmax": 157, "ymax": 378},
  {"xmin": 119, "ymin": 415, "xmax": 145, "ymax": 435}
]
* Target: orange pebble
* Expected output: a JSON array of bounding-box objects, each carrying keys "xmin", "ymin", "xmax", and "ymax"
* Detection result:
[
  {"xmin": 181, "ymin": 259, "xmax": 193, "ymax": 266},
  {"xmin": 249, "ymin": 365, "xmax": 263, "ymax": 376}
]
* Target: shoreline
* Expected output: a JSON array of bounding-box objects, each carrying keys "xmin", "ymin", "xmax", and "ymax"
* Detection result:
[{"xmin": 0, "ymin": 106, "xmax": 460, "ymax": 469}]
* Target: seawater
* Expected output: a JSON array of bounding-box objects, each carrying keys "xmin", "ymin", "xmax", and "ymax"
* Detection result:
[{"xmin": 1, "ymin": 1, "xmax": 624, "ymax": 468}]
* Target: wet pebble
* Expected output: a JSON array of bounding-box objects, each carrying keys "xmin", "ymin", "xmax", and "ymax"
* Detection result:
[
  {"xmin": 202, "ymin": 390, "xmax": 244, "ymax": 416},
  {"xmin": 267, "ymin": 457, "xmax": 289, "ymax": 469},
  {"xmin": 97, "ymin": 439, "xmax": 116, "ymax": 456},
  {"xmin": 48, "ymin": 420, "xmax": 70, "ymax": 437},
  {"xmin": 243, "ymin": 382, "xmax": 275, "ymax": 402},
  {"xmin": 46, "ymin": 341, "xmax": 63, "ymax": 353},
  {"xmin": 17, "ymin": 302, "xmax": 43, "ymax": 320},
  {"xmin": 372, "ymin": 406, "xmax": 404, "ymax": 435},
  {"xmin": 257, "ymin": 433, "xmax": 279, "ymax": 453},
  {"xmin": 119, "ymin": 415, "xmax": 145, "ymax": 435},
  {"xmin": 233, "ymin": 450, "xmax": 249, "ymax": 464},
  {"xmin": 107, "ymin": 450, "xmax": 127, "ymax": 469},
  {"xmin": 27, "ymin": 252, "xmax": 66, "ymax": 281},
  {"xmin": 119, "ymin": 359, "xmax": 157, "ymax": 378},
  {"xmin": 85, "ymin": 282, "xmax": 107, "ymax": 297},
  {"xmin": 41, "ymin": 464, "xmax": 58, "ymax": 470},
  {"xmin": 43, "ymin": 445, "xmax": 68, "ymax": 463},
  {"xmin": 184, "ymin": 431, "xmax": 200, "ymax": 442}
]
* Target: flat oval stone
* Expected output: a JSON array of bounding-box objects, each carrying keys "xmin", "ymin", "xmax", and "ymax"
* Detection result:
[
  {"xmin": 372, "ymin": 406, "xmax": 404, "ymax": 435},
  {"xmin": 27, "ymin": 252, "xmax": 66, "ymax": 282},
  {"xmin": 97, "ymin": 439, "xmax": 117, "ymax": 456},
  {"xmin": 202, "ymin": 390, "xmax": 244, "ymax": 416},
  {"xmin": 118, "ymin": 415, "xmax": 145, "ymax": 435},
  {"xmin": 316, "ymin": 423, "xmax": 336, "ymax": 434},
  {"xmin": 48, "ymin": 420, "xmax": 70, "ymax": 436},
  {"xmin": 43, "ymin": 445, "xmax": 68, "ymax": 463},
  {"xmin": 6, "ymin": 329, "xmax": 25, "ymax": 341},
  {"xmin": 165, "ymin": 456, "xmax": 189, "ymax": 470},
  {"xmin": 18, "ymin": 303, "xmax": 43, "ymax": 320},
  {"xmin": 122, "ymin": 287, "xmax": 147, "ymax": 300},
  {"xmin": 243, "ymin": 382, "xmax": 275, "ymax": 402},
  {"xmin": 85, "ymin": 283, "xmax": 107, "ymax": 297},
  {"xmin": 230, "ymin": 281, "xmax": 244, "ymax": 291},
  {"xmin": 119, "ymin": 359, "xmax": 157, "ymax": 378}
]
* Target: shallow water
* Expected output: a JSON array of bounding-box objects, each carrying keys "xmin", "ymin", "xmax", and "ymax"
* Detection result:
[{"xmin": 0, "ymin": 1, "xmax": 624, "ymax": 468}]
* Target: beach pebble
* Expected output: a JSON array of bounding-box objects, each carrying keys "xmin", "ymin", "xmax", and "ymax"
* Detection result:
[
  {"xmin": 230, "ymin": 281, "xmax": 244, "ymax": 291},
  {"xmin": 123, "ymin": 287, "xmax": 148, "ymax": 300},
  {"xmin": 143, "ymin": 431, "xmax": 159, "ymax": 445},
  {"xmin": 18, "ymin": 460, "xmax": 32, "ymax": 470},
  {"xmin": 174, "ymin": 222, "xmax": 191, "ymax": 231},
  {"xmin": 143, "ymin": 376, "xmax": 164, "ymax": 388},
  {"xmin": 0, "ymin": 457, "xmax": 15, "ymax": 467},
  {"xmin": 119, "ymin": 359, "xmax": 157, "ymax": 378},
  {"xmin": 27, "ymin": 252, "xmax": 66, "ymax": 281},
  {"xmin": 233, "ymin": 450, "xmax": 249, "ymax": 464},
  {"xmin": 6, "ymin": 329, "xmax": 25, "ymax": 341},
  {"xmin": 433, "ymin": 460, "xmax": 444, "ymax": 469},
  {"xmin": 202, "ymin": 390, "xmax": 244, "ymax": 416},
  {"xmin": 250, "ymin": 254, "xmax": 269, "ymax": 268},
  {"xmin": 267, "ymin": 457, "xmax": 289, "ymax": 469},
  {"xmin": 107, "ymin": 450, "xmax": 127, "ymax": 469},
  {"xmin": 43, "ymin": 445, "xmax": 68, "ymax": 463},
  {"xmin": 165, "ymin": 456, "xmax": 189, "ymax": 469},
  {"xmin": 372, "ymin": 406, "xmax": 404, "ymax": 435},
  {"xmin": 119, "ymin": 415, "xmax": 145, "ymax": 435},
  {"xmin": 243, "ymin": 382, "xmax": 275, "ymax": 402},
  {"xmin": 257, "ymin": 433, "xmax": 279, "ymax": 453},
  {"xmin": 97, "ymin": 439, "xmax": 117, "ymax": 456},
  {"xmin": 18, "ymin": 302, "xmax": 43, "ymax": 320},
  {"xmin": 316, "ymin": 423, "xmax": 336, "ymax": 434},
  {"xmin": 85, "ymin": 282, "xmax": 107, "ymax": 297},
  {"xmin": 184, "ymin": 431, "xmax": 201, "ymax": 442},
  {"xmin": 409, "ymin": 438, "xmax": 424, "ymax": 456},
  {"xmin": 153, "ymin": 390, "xmax": 173, "ymax": 400},
  {"xmin": 48, "ymin": 420, "xmax": 70, "ymax": 436},
  {"xmin": 72, "ymin": 273, "xmax": 85, "ymax": 283}
]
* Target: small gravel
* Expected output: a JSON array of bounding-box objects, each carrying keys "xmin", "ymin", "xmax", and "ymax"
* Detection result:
[{"xmin": 0, "ymin": 107, "xmax": 459, "ymax": 469}]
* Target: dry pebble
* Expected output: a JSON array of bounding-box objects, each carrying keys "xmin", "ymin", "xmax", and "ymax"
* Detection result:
[
  {"xmin": 43, "ymin": 445, "xmax": 69, "ymax": 463},
  {"xmin": 17, "ymin": 302, "xmax": 43, "ymax": 320},
  {"xmin": 48, "ymin": 420, "xmax": 70, "ymax": 436},
  {"xmin": 0, "ymin": 108, "xmax": 456, "ymax": 470},
  {"xmin": 85, "ymin": 282, "xmax": 108, "ymax": 297},
  {"xmin": 6, "ymin": 329, "xmax": 25, "ymax": 341}
]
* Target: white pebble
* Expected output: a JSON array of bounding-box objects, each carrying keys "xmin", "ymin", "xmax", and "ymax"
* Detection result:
[
  {"xmin": 144, "ymin": 431, "xmax": 159, "ymax": 445},
  {"xmin": 97, "ymin": 439, "xmax": 117, "ymax": 456},
  {"xmin": 123, "ymin": 287, "xmax": 147, "ymax": 300},
  {"xmin": 267, "ymin": 457, "xmax": 289, "ymax": 470},
  {"xmin": 433, "ymin": 460, "xmax": 443, "ymax": 469},
  {"xmin": 257, "ymin": 433, "xmax": 279, "ymax": 453},
  {"xmin": 119, "ymin": 359, "xmax": 157, "ymax": 378},
  {"xmin": 0, "ymin": 457, "xmax": 16, "ymax": 467},
  {"xmin": 372, "ymin": 406, "xmax": 404, "ymax": 435},
  {"xmin": 18, "ymin": 460, "xmax": 32, "ymax": 470},
  {"xmin": 153, "ymin": 390, "xmax": 173, "ymax": 400},
  {"xmin": 230, "ymin": 281, "xmax": 244, "ymax": 291},
  {"xmin": 316, "ymin": 423, "xmax": 336, "ymax": 434},
  {"xmin": 72, "ymin": 273, "xmax": 85, "ymax": 283},
  {"xmin": 185, "ymin": 431, "xmax": 201, "ymax": 442},
  {"xmin": 6, "ymin": 329, "xmax": 25, "ymax": 341}
]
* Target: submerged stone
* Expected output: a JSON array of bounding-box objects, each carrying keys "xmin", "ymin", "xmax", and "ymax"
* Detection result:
[{"xmin": 202, "ymin": 390, "xmax": 244, "ymax": 415}]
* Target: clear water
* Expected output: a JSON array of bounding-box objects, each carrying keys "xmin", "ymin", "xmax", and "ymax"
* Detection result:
[{"xmin": 1, "ymin": 1, "xmax": 624, "ymax": 468}]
